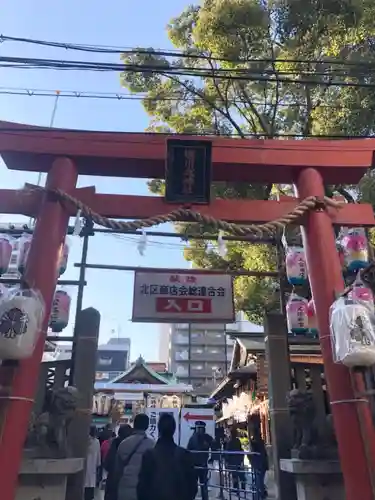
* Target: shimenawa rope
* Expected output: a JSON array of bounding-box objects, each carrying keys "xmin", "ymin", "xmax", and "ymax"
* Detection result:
[{"xmin": 45, "ymin": 187, "xmax": 344, "ymax": 238}]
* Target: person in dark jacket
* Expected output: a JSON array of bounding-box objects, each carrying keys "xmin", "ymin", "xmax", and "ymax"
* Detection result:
[
  {"xmin": 103, "ymin": 424, "xmax": 132, "ymax": 500},
  {"xmin": 187, "ymin": 421, "xmax": 213, "ymax": 500},
  {"xmin": 115, "ymin": 414, "xmax": 154, "ymax": 500},
  {"xmin": 224, "ymin": 427, "xmax": 246, "ymax": 491},
  {"xmin": 249, "ymin": 428, "xmax": 269, "ymax": 499},
  {"xmin": 137, "ymin": 413, "xmax": 198, "ymax": 500}
]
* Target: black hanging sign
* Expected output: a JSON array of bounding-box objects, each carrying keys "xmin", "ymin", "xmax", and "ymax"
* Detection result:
[{"xmin": 165, "ymin": 139, "xmax": 212, "ymax": 204}]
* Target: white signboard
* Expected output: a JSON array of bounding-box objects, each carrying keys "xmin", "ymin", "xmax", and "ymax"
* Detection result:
[
  {"xmin": 146, "ymin": 407, "xmax": 180, "ymax": 444},
  {"xmin": 179, "ymin": 408, "xmax": 215, "ymax": 448},
  {"xmin": 132, "ymin": 271, "xmax": 234, "ymax": 323}
]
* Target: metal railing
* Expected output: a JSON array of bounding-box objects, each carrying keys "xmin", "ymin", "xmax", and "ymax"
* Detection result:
[{"xmin": 191, "ymin": 450, "xmax": 267, "ymax": 500}]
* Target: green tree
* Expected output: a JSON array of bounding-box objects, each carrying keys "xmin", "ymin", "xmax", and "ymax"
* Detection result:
[{"xmin": 121, "ymin": 0, "xmax": 375, "ymax": 323}]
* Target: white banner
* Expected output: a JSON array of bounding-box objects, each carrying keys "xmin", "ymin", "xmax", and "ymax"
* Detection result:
[
  {"xmin": 146, "ymin": 407, "xmax": 180, "ymax": 444},
  {"xmin": 132, "ymin": 271, "xmax": 234, "ymax": 323}
]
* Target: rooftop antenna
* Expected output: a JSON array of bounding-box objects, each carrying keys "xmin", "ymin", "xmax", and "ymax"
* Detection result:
[{"xmin": 29, "ymin": 90, "xmax": 61, "ymax": 227}]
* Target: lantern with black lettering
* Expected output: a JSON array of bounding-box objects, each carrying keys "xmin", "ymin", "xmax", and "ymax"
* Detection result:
[
  {"xmin": 17, "ymin": 233, "xmax": 32, "ymax": 275},
  {"xmin": 0, "ymin": 287, "xmax": 44, "ymax": 359},
  {"xmin": 59, "ymin": 241, "xmax": 70, "ymax": 276},
  {"xmin": 49, "ymin": 289, "xmax": 71, "ymax": 332},
  {"xmin": 0, "ymin": 235, "xmax": 13, "ymax": 276},
  {"xmin": 307, "ymin": 299, "xmax": 318, "ymax": 338},
  {"xmin": 285, "ymin": 247, "xmax": 308, "ymax": 286},
  {"xmin": 286, "ymin": 293, "xmax": 308, "ymax": 335}
]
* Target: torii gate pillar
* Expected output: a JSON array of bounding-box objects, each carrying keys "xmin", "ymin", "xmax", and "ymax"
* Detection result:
[
  {"xmin": 296, "ymin": 167, "xmax": 375, "ymax": 499},
  {"xmin": 0, "ymin": 158, "xmax": 78, "ymax": 500}
]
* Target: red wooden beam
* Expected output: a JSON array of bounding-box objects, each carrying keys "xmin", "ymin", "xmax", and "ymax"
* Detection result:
[
  {"xmin": 0, "ymin": 121, "xmax": 373, "ymax": 184},
  {"xmin": 1, "ymin": 188, "xmax": 374, "ymax": 227}
]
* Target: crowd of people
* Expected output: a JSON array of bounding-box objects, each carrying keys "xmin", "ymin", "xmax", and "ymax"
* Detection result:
[{"xmin": 84, "ymin": 414, "xmax": 269, "ymax": 500}]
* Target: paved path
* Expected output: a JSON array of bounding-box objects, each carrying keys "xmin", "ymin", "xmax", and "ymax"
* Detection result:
[{"xmin": 94, "ymin": 468, "xmax": 277, "ymax": 500}]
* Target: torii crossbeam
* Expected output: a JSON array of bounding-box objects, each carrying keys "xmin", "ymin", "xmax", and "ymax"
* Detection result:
[{"xmin": 0, "ymin": 121, "xmax": 374, "ymax": 500}]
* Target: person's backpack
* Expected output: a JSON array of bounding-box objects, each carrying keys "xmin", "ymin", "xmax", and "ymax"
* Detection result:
[{"xmin": 150, "ymin": 447, "xmax": 189, "ymax": 500}]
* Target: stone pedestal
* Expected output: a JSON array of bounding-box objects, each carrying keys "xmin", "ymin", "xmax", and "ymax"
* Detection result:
[
  {"xmin": 16, "ymin": 458, "xmax": 84, "ymax": 500},
  {"xmin": 280, "ymin": 459, "xmax": 344, "ymax": 500}
]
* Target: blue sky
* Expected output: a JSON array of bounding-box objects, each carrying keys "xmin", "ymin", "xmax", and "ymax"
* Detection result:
[{"xmin": 1, "ymin": 0, "xmax": 193, "ymax": 361}]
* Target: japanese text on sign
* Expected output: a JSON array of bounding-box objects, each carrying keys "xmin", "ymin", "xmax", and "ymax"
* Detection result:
[{"xmin": 132, "ymin": 271, "xmax": 234, "ymax": 323}]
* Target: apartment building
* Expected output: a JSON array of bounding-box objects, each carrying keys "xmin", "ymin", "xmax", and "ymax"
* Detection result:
[
  {"xmin": 45, "ymin": 337, "xmax": 131, "ymax": 382},
  {"xmin": 167, "ymin": 313, "xmax": 263, "ymax": 396}
]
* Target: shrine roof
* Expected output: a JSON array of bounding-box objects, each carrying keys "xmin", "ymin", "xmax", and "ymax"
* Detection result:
[
  {"xmin": 110, "ymin": 356, "xmax": 170, "ymax": 385},
  {"xmin": 0, "ymin": 121, "xmax": 373, "ymax": 184}
]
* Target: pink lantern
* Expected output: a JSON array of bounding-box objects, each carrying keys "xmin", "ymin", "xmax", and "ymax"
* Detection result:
[
  {"xmin": 17, "ymin": 234, "xmax": 32, "ymax": 275},
  {"xmin": 285, "ymin": 247, "xmax": 308, "ymax": 286},
  {"xmin": 59, "ymin": 242, "xmax": 69, "ymax": 276},
  {"xmin": 49, "ymin": 289, "xmax": 71, "ymax": 332},
  {"xmin": 307, "ymin": 299, "xmax": 318, "ymax": 337},
  {"xmin": 342, "ymin": 228, "xmax": 368, "ymax": 272},
  {"xmin": 0, "ymin": 235, "xmax": 13, "ymax": 276},
  {"xmin": 286, "ymin": 294, "xmax": 308, "ymax": 335}
]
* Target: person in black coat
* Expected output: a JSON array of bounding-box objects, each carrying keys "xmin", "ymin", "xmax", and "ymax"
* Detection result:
[
  {"xmin": 248, "ymin": 428, "xmax": 269, "ymax": 499},
  {"xmin": 137, "ymin": 413, "xmax": 198, "ymax": 500},
  {"xmin": 103, "ymin": 424, "xmax": 132, "ymax": 500},
  {"xmin": 187, "ymin": 421, "xmax": 213, "ymax": 500},
  {"xmin": 224, "ymin": 427, "xmax": 246, "ymax": 491}
]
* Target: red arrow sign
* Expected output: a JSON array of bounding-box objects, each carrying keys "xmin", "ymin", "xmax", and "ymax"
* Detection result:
[{"xmin": 183, "ymin": 412, "xmax": 214, "ymax": 422}]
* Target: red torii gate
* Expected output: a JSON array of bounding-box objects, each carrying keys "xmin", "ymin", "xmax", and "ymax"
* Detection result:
[{"xmin": 0, "ymin": 121, "xmax": 375, "ymax": 499}]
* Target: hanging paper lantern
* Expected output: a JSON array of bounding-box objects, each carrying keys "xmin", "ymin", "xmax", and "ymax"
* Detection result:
[
  {"xmin": 342, "ymin": 228, "xmax": 369, "ymax": 272},
  {"xmin": 0, "ymin": 235, "xmax": 13, "ymax": 276},
  {"xmin": 286, "ymin": 294, "xmax": 309, "ymax": 335},
  {"xmin": 17, "ymin": 234, "xmax": 32, "ymax": 275},
  {"xmin": 59, "ymin": 242, "xmax": 69, "ymax": 276},
  {"xmin": 0, "ymin": 288, "xmax": 44, "ymax": 359},
  {"xmin": 49, "ymin": 289, "xmax": 71, "ymax": 332},
  {"xmin": 285, "ymin": 247, "xmax": 308, "ymax": 286},
  {"xmin": 307, "ymin": 299, "xmax": 318, "ymax": 337},
  {"xmin": 330, "ymin": 297, "xmax": 375, "ymax": 367}
]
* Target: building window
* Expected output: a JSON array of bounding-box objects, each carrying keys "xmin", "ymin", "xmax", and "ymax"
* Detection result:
[
  {"xmin": 176, "ymin": 350, "xmax": 188, "ymax": 360},
  {"xmin": 191, "ymin": 364, "xmax": 203, "ymax": 370},
  {"xmin": 98, "ymin": 357, "xmax": 112, "ymax": 366},
  {"xmin": 176, "ymin": 365, "xmax": 188, "ymax": 376}
]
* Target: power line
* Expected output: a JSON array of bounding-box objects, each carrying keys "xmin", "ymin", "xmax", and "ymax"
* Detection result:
[
  {"xmin": 2, "ymin": 34, "xmax": 375, "ymax": 68},
  {"xmin": 1, "ymin": 86, "xmax": 374, "ymax": 112},
  {"xmin": 2, "ymin": 55, "xmax": 375, "ymax": 89}
]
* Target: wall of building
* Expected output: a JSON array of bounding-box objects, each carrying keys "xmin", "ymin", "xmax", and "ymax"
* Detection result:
[
  {"xmin": 168, "ymin": 313, "xmax": 263, "ymax": 396},
  {"xmin": 95, "ymin": 337, "xmax": 131, "ymax": 381},
  {"xmin": 48, "ymin": 337, "xmax": 131, "ymax": 382},
  {"xmin": 158, "ymin": 324, "xmax": 171, "ymax": 366}
]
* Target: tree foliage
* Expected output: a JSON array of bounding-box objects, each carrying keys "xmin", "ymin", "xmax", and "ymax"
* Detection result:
[{"xmin": 121, "ymin": 0, "xmax": 375, "ymax": 324}]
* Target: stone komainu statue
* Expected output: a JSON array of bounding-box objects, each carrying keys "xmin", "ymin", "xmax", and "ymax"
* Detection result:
[
  {"xmin": 26, "ymin": 386, "xmax": 79, "ymax": 458},
  {"xmin": 287, "ymin": 388, "xmax": 337, "ymax": 459},
  {"xmin": 287, "ymin": 389, "xmax": 316, "ymax": 454}
]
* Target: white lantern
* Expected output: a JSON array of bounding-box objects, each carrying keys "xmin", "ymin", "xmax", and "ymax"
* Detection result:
[
  {"xmin": 0, "ymin": 288, "xmax": 44, "ymax": 360},
  {"xmin": 330, "ymin": 297, "xmax": 375, "ymax": 367}
]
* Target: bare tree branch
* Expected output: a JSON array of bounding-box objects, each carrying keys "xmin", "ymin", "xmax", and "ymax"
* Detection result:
[
  {"xmin": 165, "ymin": 73, "xmax": 245, "ymax": 136},
  {"xmin": 303, "ymin": 84, "xmax": 313, "ymax": 136}
]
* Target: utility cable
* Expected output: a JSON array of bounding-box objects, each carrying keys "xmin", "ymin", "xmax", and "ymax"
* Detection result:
[
  {"xmin": 2, "ymin": 34, "xmax": 375, "ymax": 68},
  {"xmin": 1, "ymin": 86, "xmax": 374, "ymax": 113},
  {"xmin": 2, "ymin": 56, "xmax": 375, "ymax": 89}
]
